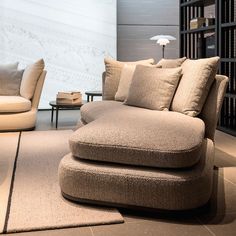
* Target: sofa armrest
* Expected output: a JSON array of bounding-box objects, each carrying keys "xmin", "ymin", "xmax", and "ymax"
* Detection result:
[{"xmin": 200, "ymin": 74, "xmax": 229, "ymax": 141}]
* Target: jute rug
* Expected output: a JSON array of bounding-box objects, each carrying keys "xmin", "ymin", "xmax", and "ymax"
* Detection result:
[
  {"xmin": 0, "ymin": 130, "xmax": 123, "ymax": 234},
  {"xmin": 0, "ymin": 132, "xmax": 20, "ymax": 232}
]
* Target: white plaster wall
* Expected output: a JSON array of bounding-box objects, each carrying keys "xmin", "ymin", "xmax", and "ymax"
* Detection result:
[{"xmin": 0, "ymin": 0, "xmax": 117, "ymax": 108}]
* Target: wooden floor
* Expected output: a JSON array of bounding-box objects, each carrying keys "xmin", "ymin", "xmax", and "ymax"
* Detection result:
[{"xmin": 7, "ymin": 110, "xmax": 236, "ymax": 236}]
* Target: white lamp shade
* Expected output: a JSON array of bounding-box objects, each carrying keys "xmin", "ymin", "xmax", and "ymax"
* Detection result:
[
  {"xmin": 150, "ymin": 35, "xmax": 176, "ymax": 41},
  {"xmin": 150, "ymin": 34, "xmax": 176, "ymax": 58},
  {"xmin": 157, "ymin": 38, "xmax": 169, "ymax": 46}
]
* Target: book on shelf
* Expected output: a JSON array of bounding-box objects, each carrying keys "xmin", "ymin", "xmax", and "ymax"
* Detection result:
[{"xmin": 190, "ymin": 17, "xmax": 206, "ymax": 30}]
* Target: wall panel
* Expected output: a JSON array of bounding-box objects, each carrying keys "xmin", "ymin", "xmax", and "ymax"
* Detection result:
[
  {"xmin": 118, "ymin": 0, "xmax": 179, "ymax": 25},
  {"xmin": 117, "ymin": 0, "xmax": 179, "ymax": 62},
  {"xmin": 118, "ymin": 25, "xmax": 179, "ymax": 61}
]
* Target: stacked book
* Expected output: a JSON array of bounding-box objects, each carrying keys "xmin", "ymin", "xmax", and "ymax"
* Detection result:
[{"xmin": 56, "ymin": 91, "xmax": 82, "ymax": 105}]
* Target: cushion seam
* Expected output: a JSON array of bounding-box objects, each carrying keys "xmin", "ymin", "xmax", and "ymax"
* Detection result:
[
  {"xmin": 63, "ymin": 160, "xmax": 210, "ymax": 182},
  {"xmin": 71, "ymin": 139, "xmax": 203, "ymax": 154}
]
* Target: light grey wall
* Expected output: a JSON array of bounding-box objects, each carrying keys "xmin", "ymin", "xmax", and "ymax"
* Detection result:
[
  {"xmin": 0, "ymin": 0, "xmax": 116, "ymax": 108},
  {"xmin": 117, "ymin": 0, "xmax": 179, "ymax": 62}
]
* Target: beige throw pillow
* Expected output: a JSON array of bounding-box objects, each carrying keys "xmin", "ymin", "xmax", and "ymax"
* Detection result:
[
  {"xmin": 20, "ymin": 59, "xmax": 45, "ymax": 100},
  {"xmin": 0, "ymin": 69, "xmax": 24, "ymax": 96},
  {"xmin": 125, "ymin": 65, "xmax": 182, "ymax": 110},
  {"xmin": 171, "ymin": 57, "xmax": 220, "ymax": 117},
  {"xmin": 0, "ymin": 62, "xmax": 19, "ymax": 70},
  {"xmin": 115, "ymin": 64, "xmax": 136, "ymax": 102},
  {"xmin": 156, "ymin": 57, "xmax": 186, "ymax": 68},
  {"xmin": 103, "ymin": 57, "xmax": 155, "ymax": 100}
]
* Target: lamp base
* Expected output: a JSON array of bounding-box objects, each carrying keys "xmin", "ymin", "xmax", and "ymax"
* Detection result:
[{"xmin": 162, "ymin": 45, "xmax": 165, "ymax": 58}]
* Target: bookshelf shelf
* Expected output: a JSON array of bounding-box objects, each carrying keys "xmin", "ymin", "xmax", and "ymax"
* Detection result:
[
  {"xmin": 221, "ymin": 22, "xmax": 236, "ymax": 28},
  {"xmin": 221, "ymin": 58, "xmax": 236, "ymax": 62},
  {"xmin": 180, "ymin": 0, "xmax": 215, "ymax": 7},
  {"xmin": 180, "ymin": 25, "xmax": 215, "ymax": 34},
  {"xmin": 225, "ymin": 93, "xmax": 236, "ymax": 98}
]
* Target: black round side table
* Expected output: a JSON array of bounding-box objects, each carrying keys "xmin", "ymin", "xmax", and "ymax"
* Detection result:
[
  {"xmin": 85, "ymin": 91, "xmax": 102, "ymax": 102},
  {"xmin": 49, "ymin": 101, "xmax": 85, "ymax": 129}
]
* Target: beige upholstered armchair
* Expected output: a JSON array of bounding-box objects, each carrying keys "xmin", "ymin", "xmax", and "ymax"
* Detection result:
[{"xmin": 0, "ymin": 60, "xmax": 46, "ymax": 131}]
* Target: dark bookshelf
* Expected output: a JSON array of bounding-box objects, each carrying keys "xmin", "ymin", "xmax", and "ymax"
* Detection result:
[
  {"xmin": 180, "ymin": 0, "xmax": 236, "ymax": 136},
  {"xmin": 180, "ymin": 0, "xmax": 216, "ymax": 7}
]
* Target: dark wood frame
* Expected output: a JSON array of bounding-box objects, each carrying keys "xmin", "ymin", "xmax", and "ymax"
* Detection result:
[
  {"xmin": 180, "ymin": 0, "xmax": 236, "ymax": 136},
  {"xmin": 85, "ymin": 91, "xmax": 102, "ymax": 102}
]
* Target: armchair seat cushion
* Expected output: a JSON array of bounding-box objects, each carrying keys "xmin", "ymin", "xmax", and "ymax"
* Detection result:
[
  {"xmin": 0, "ymin": 96, "xmax": 31, "ymax": 113},
  {"xmin": 70, "ymin": 106, "xmax": 205, "ymax": 168}
]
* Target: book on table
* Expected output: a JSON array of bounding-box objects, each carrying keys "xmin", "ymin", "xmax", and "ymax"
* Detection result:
[
  {"xmin": 56, "ymin": 91, "xmax": 82, "ymax": 105},
  {"xmin": 57, "ymin": 91, "xmax": 81, "ymax": 99}
]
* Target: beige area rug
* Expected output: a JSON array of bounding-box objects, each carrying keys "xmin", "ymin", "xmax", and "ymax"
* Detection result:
[
  {"xmin": 0, "ymin": 132, "xmax": 20, "ymax": 233},
  {"xmin": 0, "ymin": 130, "xmax": 123, "ymax": 234}
]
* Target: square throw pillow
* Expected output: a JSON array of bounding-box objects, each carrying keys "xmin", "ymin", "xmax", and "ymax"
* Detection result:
[
  {"xmin": 115, "ymin": 64, "xmax": 161, "ymax": 102},
  {"xmin": 156, "ymin": 57, "xmax": 186, "ymax": 68},
  {"xmin": 115, "ymin": 64, "xmax": 136, "ymax": 102},
  {"xmin": 171, "ymin": 56, "xmax": 220, "ymax": 117},
  {"xmin": 20, "ymin": 59, "xmax": 45, "ymax": 100},
  {"xmin": 0, "ymin": 69, "xmax": 24, "ymax": 96},
  {"xmin": 103, "ymin": 57, "xmax": 155, "ymax": 100},
  {"xmin": 125, "ymin": 65, "xmax": 182, "ymax": 110},
  {"xmin": 0, "ymin": 62, "xmax": 19, "ymax": 70}
]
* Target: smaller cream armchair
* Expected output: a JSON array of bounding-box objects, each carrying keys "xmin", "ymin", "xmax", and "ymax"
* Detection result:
[{"xmin": 0, "ymin": 60, "xmax": 46, "ymax": 131}]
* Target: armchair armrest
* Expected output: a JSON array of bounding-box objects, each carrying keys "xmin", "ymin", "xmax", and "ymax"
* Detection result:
[
  {"xmin": 31, "ymin": 70, "xmax": 47, "ymax": 109},
  {"xmin": 102, "ymin": 71, "xmax": 106, "ymax": 100}
]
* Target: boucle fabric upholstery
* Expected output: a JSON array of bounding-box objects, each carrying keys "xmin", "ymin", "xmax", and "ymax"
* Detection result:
[
  {"xmin": 80, "ymin": 101, "xmax": 124, "ymax": 124},
  {"xmin": 98, "ymin": 73, "xmax": 229, "ymax": 141},
  {"xmin": 156, "ymin": 57, "xmax": 186, "ymax": 68},
  {"xmin": 200, "ymin": 75, "xmax": 229, "ymax": 140},
  {"xmin": 0, "ymin": 96, "xmax": 31, "ymax": 113},
  {"xmin": 0, "ymin": 69, "xmax": 24, "ymax": 96},
  {"xmin": 58, "ymin": 68, "xmax": 228, "ymax": 210},
  {"xmin": 171, "ymin": 57, "xmax": 220, "ymax": 117},
  {"xmin": 20, "ymin": 59, "xmax": 45, "ymax": 100},
  {"xmin": 115, "ymin": 64, "xmax": 136, "ymax": 102},
  {"xmin": 103, "ymin": 58, "xmax": 154, "ymax": 100},
  {"xmin": 59, "ymin": 138, "xmax": 214, "ymax": 210},
  {"xmin": 71, "ymin": 108, "xmax": 205, "ymax": 168},
  {"xmin": 125, "ymin": 66, "xmax": 182, "ymax": 110}
]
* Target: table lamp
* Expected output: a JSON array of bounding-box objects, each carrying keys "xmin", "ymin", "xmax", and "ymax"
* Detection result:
[{"xmin": 150, "ymin": 35, "xmax": 176, "ymax": 58}]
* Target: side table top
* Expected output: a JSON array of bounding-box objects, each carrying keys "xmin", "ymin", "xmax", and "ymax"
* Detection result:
[
  {"xmin": 49, "ymin": 100, "xmax": 86, "ymax": 108},
  {"xmin": 85, "ymin": 91, "xmax": 102, "ymax": 96}
]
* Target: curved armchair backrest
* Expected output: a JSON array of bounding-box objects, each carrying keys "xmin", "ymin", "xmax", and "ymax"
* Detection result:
[
  {"xmin": 31, "ymin": 70, "xmax": 47, "ymax": 109},
  {"xmin": 200, "ymin": 74, "xmax": 229, "ymax": 141}
]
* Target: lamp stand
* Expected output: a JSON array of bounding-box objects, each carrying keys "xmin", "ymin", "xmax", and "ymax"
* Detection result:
[{"xmin": 162, "ymin": 45, "xmax": 165, "ymax": 58}]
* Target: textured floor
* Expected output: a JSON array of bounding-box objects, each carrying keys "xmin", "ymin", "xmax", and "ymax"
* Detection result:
[{"xmin": 5, "ymin": 110, "xmax": 236, "ymax": 236}]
